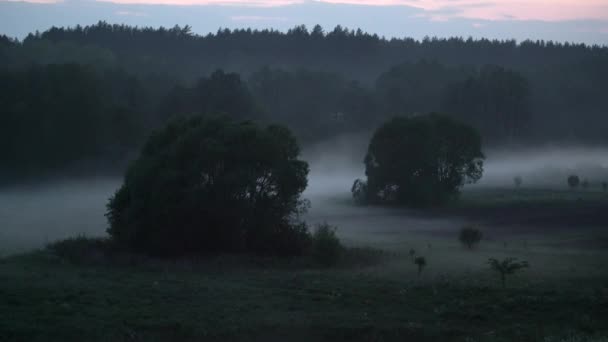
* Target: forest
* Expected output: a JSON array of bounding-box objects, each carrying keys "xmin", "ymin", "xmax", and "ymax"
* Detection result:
[{"xmin": 1, "ymin": 22, "xmax": 608, "ymax": 181}]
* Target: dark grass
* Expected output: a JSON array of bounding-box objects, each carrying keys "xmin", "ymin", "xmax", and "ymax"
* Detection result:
[
  {"xmin": 3, "ymin": 188, "xmax": 608, "ymax": 341},
  {"xmin": 1, "ymin": 250, "xmax": 607, "ymax": 342}
]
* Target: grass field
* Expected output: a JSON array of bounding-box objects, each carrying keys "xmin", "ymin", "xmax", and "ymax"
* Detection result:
[{"xmin": 1, "ymin": 186, "xmax": 608, "ymax": 341}]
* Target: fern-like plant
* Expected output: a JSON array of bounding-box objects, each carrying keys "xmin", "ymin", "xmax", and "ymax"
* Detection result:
[{"xmin": 488, "ymin": 257, "xmax": 529, "ymax": 288}]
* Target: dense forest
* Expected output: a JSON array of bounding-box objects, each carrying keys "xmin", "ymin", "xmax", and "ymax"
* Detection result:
[{"xmin": 1, "ymin": 22, "xmax": 607, "ymax": 180}]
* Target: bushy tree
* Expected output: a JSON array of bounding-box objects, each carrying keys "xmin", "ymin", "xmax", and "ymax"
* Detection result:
[
  {"xmin": 488, "ymin": 257, "xmax": 529, "ymax": 288},
  {"xmin": 106, "ymin": 117, "xmax": 310, "ymax": 257},
  {"xmin": 568, "ymin": 175, "xmax": 581, "ymax": 189},
  {"xmin": 459, "ymin": 226, "xmax": 483, "ymax": 249},
  {"xmin": 362, "ymin": 114, "xmax": 484, "ymax": 206}
]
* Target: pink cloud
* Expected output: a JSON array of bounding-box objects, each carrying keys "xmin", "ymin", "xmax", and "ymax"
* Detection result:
[
  {"xmin": 96, "ymin": 0, "xmax": 303, "ymax": 6},
  {"xmin": 3, "ymin": 0, "xmax": 608, "ymax": 22},
  {"xmin": 318, "ymin": 0, "xmax": 608, "ymax": 21},
  {"xmin": 2, "ymin": 0, "xmax": 64, "ymax": 3},
  {"xmin": 231, "ymin": 15, "xmax": 289, "ymax": 21}
]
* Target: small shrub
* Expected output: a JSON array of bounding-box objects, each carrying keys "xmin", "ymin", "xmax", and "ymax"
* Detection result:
[
  {"xmin": 459, "ymin": 226, "xmax": 483, "ymax": 249},
  {"xmin": 409, "ymin": 248, "xmax": 416, "ymax": 261},
  {"xmin": 581, "ymin": 178, "xmax": 590, "ymax": 190},
  {"xmin": 514, "ymin": 175, "xmax": 523, "ymax": 187},
  {"xmin": 47, "ymin": 236, "xmax": 111, "ymax": 264},
  {"xmin": 488, "ymin": 257, "xmax": 529, "ymax": 288},
  {"xmin": 311, "ymin": 223, "xmax": 343, "ymax": 267},
  {"xmin": 414, "ymin": 256, "xmax": 426, "ymax": 276},
  {"xmin": 568, "ymin": 175, "xmax": 581, "ymax": 189}
]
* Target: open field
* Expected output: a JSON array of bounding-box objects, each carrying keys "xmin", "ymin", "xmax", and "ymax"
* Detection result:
[{"xmin": 1, "ymin": 182, "xmax": 608, "ymax": 341}]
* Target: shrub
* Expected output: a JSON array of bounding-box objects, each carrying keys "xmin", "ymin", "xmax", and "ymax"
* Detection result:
[
  {"xmin": 488, "ymin": 257, "xmax": 529, "ymax": 288},
  {"xmin": 47, "ymin": 236, "xmax": 111, "ymax": 264},
  {"xmin": 459, "ymin": 226, "xmax": 483, "ymax": 249},
  {"xmin": 106, "ymin": 117, "xmax": 310, "ymax": 257},
  {"xmin": 409, "ymin": 248, "xmax": 416, "ymax": 261},
  {"xmin": 581, "ymin": 178, "xmax": 590, "ymax": 189},
  {"xmin": 311, "ymin": 223, "xmax": 343, "ymax": 267},
  {"xmin": 514, "ymin": 175, "xmax": 523, "ymax": 187},
  {"xmin": 414, "ymin": 256, "xmax": 426, "ymax": 276},
  {"xmin": 568, "ymin": 175, "xmax": 580, "ymax": 189}
]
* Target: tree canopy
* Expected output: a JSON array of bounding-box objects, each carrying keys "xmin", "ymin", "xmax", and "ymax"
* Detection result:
[
  {"xmin": 363, "ymin": 114, "xmax": 484, "ymax": 206},
  {"xmin": 106, "ymin": 117, "xmax": 310, "ymax": 257}
]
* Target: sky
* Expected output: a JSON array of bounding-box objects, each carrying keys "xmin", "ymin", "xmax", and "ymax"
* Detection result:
[{"xmin": 1, "ymin": 0, "xmax": 607, "ymax": 45}]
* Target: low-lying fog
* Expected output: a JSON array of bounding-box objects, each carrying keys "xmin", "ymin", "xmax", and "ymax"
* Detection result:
[{"xmin": 2, "ymin": 141, "xmax": 608, "ymax": 254}]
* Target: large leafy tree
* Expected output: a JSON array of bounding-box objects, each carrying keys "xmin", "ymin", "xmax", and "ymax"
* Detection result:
[
  {"xmin": 363, "ymin": 114, "xmax": 484, "ymax": 206},
  {"xmin": 106, "ymin": 117, "xmax": 310, "ymax": 257}
]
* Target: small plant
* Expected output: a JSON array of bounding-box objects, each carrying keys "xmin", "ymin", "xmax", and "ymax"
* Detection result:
[
  {"xmin": 311, "ymin": 223, "xmax": 343, "ymax": 267},
  {"xmin": 459, "ymin": 226, "xmax": 483, "ymax": 249},
  {"xmin": 488, "ymin": 257, "xmax": 529, "ymax": 288},
  {"xmin": 414, "ymin": 256, "xmax": 426, "ymax": 276},
  {"xmin": 513, "ymin": 175, "xmax": 523, "ymax": 188},
  {"xmin": 409, "ymin": 248, "xmax": 416, "ymax": 261},
  {"xmin": 568, "ymin": 175, "xmax": 580, "ymax": 189},
  {"xmin": 581, "ymin": 178, "xmax": 590, "ymax": 190}
]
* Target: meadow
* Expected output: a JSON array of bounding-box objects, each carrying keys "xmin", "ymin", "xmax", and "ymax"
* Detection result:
[{"xmin": 1, "ymin": 184, "xmax": 607, "ymax": 341}]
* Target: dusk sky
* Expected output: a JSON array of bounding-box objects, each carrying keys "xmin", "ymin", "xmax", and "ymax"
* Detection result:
[{"xmin": 1, "ymin": 0, "xmax": 607, "ymax": 45}]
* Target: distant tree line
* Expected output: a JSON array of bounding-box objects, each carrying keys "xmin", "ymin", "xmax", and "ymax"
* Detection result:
[{"xmin": 1, "ymin": 22, "xmax": 607, "ymax": 179}]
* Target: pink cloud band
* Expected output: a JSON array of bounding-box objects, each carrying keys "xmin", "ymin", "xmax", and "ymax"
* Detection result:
[{"xmin": 3, "ymin": 0, "xmax": 608, "ymax": 22}]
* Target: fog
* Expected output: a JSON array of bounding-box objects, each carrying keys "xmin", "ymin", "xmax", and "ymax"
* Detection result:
[
  {"xmin": 2, "ymin": 142, "xmax": 608, "ymax": 255},
  {"xmin": 0, "ymin": 178, "xmax": 120, "ymax": 255}
]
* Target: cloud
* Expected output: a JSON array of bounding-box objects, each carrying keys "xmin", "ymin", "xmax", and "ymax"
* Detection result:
[
  {"xmin": 97, "ymin": 0, "xmax": 303, "ymax": 6},
  {"xmin": 2, "ymin": 0, "xmax": 608, "ymax": 22},
  {"xmin": 116, "ymin": 9, "xmax": 149, "ymax": 16},
  {"xmin": 317, "ymin": 0, "xmax": 608, "ymax": 21},
  {"xmin": 231, "ymin": 15, "xmax": 288, "ymax": 22},
  {"xmin": 1, "ymin": 0, "xmax": 63, "ymax": 3}
]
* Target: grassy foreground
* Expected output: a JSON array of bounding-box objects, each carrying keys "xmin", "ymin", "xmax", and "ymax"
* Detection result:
[
  {"xmin": 1, "ymin": 249, "xmax": 607, "ymax": 342},
  {"xmin": 2, "ymin": 187, "xmax": 608, "ymax": 341}
]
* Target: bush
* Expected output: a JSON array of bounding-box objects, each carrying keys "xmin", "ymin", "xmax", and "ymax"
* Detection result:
[
  {"xmin": 311, "ymin": 223, "xmax": 343, "ymax": 267},
  {"xmin": 459, "ymin": 226, "xmax": 483, "ymax": 249},
  {"xmin": 514, "ymin": 175, "xmax": 523, "ymax": 187},
  {"xmin": 568, "ymin": 175, "xmax": 580, "ymax": 189},
  {"xmin": 46, "ymin": 236, "xmax": 111, "ymax": 264},
  {"xmin": 414, "ymin": 256, "xmax": 426, "ymax": 276},
  {"xmin": 362, "ymin": 114, "xmax": 484, "ymax": 206},
  {"xmin": 106, "ymin": 117, "xmax": 310, "ymax": 257}
]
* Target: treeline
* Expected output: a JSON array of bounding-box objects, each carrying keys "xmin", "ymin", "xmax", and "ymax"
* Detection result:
[
  {"xmin": 1, "ymin": 23, "xmax": 607, "ymax": 179},
  {"xmin": 2, "ymin": 22, "xmax": 606, "ymax": 80}
]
